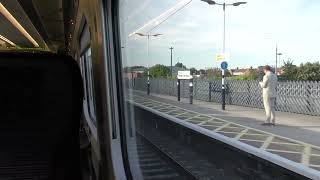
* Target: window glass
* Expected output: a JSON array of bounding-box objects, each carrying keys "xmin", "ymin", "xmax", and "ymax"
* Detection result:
[
  {"xmin": 81, "ymin": 47, "xmax": 96, "ymax": 123},
  {"xmin": 119, "ymin": 0, "xmax": 320, "ymax": 179},
  {"xmin": 79, "ymin": 56, "xmax": 87, "ymax": 100}
]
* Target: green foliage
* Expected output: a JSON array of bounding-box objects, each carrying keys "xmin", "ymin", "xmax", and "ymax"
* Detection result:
[
  {"xmin": 175, "ymin": 62, "xmax": 187, "ymax": 69},
  {"xmin": 123, "ymin": 66, "xmax": 145, "ymax": 73},
  {"xmin": 297, "ymin": 62, "xmax": 320, "ymax": 81},
  {"xmin": 281, "ymin": 59, "xmax": 298, "ymax": 80},
  {"xmin": 244, "ymin": 69, "xmax": 259, "ymax": 80},
  {"xmin": 231, "ymin": 69, "xmax": 260, "ymax": 80},
  {"xmin": 206, "ymin": 68, "xmax": 231, "ymax": 80},
  {"xmin": 281, "ymin": 60, "xmax": 320, "ymax": 81},
  {"xmin": 190, "ymin": 67, "xmax": 197, "ymax": 75},
  {"xmin": 146, "ymin": 64, "xmax": 171, "ymax": 78}
]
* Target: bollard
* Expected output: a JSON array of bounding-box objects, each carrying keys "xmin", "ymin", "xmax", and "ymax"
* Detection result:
[
  {"xmin": 177, "ymin": 79, "xmax": 181, "ymax": 101},
  {"xmin": 147, "ymin": 81, "xmax": 150, "ymax": 95},
  {"xmin": 222, "ymin": 70, "xmax": 226, "ymax": 110},
  {"xmin": 189, "ymin": 78, "xmax": 193, "ymax": 104}
]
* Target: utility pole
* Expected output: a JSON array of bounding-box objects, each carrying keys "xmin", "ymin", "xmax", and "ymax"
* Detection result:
[
  {"xmin": 170, "ymin": 47, "xmax": 174, "ymax": 78},
  {"xmin": 135, "ymin": 33, "xmax": 163, "ymax": 95},
  {"xmin": 275, "ymin": 44, "xmax": 282, "ymax": 76},
  {"xmin": 201, "ymin": 0, "xmax": 247, "ymax": 111},
  {"xmin": 221, "ymin": 2, "xmax": 226, "ymax": 110},
  {"xmin": 275, "ymin": 44, "xmax": 278, "ymax": 75}
]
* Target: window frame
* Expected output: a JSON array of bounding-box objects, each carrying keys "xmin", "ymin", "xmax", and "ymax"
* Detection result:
[
  {"xmin": 83, "ymin": 47, "xmax": 97, "ymax": 122},
  {"xmin": 103, "ymin": 0, "xmax": 136, "ymax": 179},
  {"xmin": 79, "ymin": 21, "xmax": 97, "ymax": 126}
]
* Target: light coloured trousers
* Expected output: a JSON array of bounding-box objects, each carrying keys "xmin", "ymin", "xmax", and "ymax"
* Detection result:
[{"xmin": 263, "ymin": 97, "xmax": 276, "ymax": 123}]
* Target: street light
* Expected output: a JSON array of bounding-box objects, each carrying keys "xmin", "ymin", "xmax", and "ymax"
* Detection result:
[
  {"xmin": 201, "ymin": 0, "xmax": 247, "ymax": 53},
  {"xmin": 277, "ymin": 52, "xmax": 283, "ymax": 75},
  {"xmin": 135, "ymin": 33, "xmax": 163, "ymax": 95},
  {"xmin": 170, "ymin": 47, "xmax": 174, "ymax": 78},
  {"xmin": 275, "ymin": 44, "xmax": 283, "ymax": 76},
  {"xmin": 201, "ymin": 0, "xmax": 247, "ymax": 110}
]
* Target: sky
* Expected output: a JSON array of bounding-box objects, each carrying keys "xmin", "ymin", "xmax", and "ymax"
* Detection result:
[{"xmin": 119, "ymin": 0, "xmax": 320, "ymax": 69}]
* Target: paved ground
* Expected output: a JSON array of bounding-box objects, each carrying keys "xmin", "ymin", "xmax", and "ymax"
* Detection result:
[
  {"xmin": 130, "ymin": 90, "xmax": 320, "ymax": 176},
  {"xmin": 134, "ymin": 91, "xmax": 320, "ymax": 147}
]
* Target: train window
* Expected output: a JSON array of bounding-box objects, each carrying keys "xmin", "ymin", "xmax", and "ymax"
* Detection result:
[
  {"xmin": 82, "ymin": 47, "xmax": 97, "ymax": 122},
  {"xmin": 79, "ymin": 56, "xmax": 87, "ymax": 100},
  {"xmin": 117, "ymin": 0, "xmax": 320, "ymax": 180}
]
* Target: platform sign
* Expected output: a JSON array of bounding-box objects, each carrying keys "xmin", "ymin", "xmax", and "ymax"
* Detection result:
[
  {"xmin": 220, "ymin": 61, "xmax": 228, "ymax": 70},
  {"xmin": 177, "ymin": 70, "xmax": 192, "ymax": 79},
  {"xmin": 215, "ymin": 53, "xmax": 230, "ymax": 62}
]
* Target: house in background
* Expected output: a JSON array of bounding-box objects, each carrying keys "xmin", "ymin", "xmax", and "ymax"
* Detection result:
[
  {"xmin": 123, "ymin": 66, "xmax": 146, "ymax": 79},
  {"xmin": 230, "ymin": 68, "xmax": 248, "ymax": 76}
]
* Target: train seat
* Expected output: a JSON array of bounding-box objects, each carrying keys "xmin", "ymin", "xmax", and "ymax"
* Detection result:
[{"xmin": 0, "ymin": 52, "xmax": 83, "ymax": 180}]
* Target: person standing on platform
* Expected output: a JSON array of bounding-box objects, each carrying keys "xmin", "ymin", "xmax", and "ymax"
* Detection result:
[{"xmin": 259, "ymin": 65, "xmax": 278, "ymax": 126}]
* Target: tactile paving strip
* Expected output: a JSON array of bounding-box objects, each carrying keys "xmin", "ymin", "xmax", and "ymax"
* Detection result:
[{"xmin": 129, "ymin": 95, "xmax": 320, "ymax": 172}]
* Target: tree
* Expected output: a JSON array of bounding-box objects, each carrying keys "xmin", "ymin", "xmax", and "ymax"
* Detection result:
[
  {"xmin": 206, "ymin": 68, "xmax": 231, "ymax": 80},
  {"xmin": 189, "ymin": 67, "xmax": 197, "ymax": 75},
  {"xmin": 297, "ymin": 62, "xmax": 320, "ymax": 81},
  {"xmin": 175, "ymin": 62, "xmax": 187, "ymax": 69},
  {"xmin": 243, "ymin": 69, "xmax": 259, "ymax": 80},
  {"xmin": 123, "ymin": 66, "xmax": 146, "ymax": 73},
  {"xmin": 146, "ymin": 64, "xmax": 170, "ymax": 78},
  {"xmin": 231, "ymin": 69, "xmax": 260, "ymax": 80},
  {"xmin": 281, "ymin": 59, "xmax": 298, "ymax": 80}
]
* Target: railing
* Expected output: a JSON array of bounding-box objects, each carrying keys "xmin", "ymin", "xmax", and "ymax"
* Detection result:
[{"xmin": 126, "ymin": 77, "xmax": 320, "ymax": 116}]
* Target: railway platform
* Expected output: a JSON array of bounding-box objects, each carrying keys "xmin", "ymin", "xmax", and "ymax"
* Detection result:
[{"xmin": 129, "ymin": 90, "xmax": 320, "ymax": 179}]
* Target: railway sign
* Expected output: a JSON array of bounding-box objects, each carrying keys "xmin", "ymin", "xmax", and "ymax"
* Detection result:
[
  {"xmin": 215, "ymin": 53, "xmax": 230, "ymax": 62},
  {"xmin": 177, "ymin": 70, "xmax": 192, "ymax": 79},
  {"xmin": 220, "ymin": 61, "xmax": 228, "ymax": 70}
]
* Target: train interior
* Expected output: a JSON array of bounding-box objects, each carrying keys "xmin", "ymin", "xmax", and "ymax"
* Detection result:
[{"xmin": 0, "ymin": 0, "xmax": 87, "ymax": 179}]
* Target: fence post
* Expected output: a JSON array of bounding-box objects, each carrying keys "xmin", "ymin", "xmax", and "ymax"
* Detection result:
[
  {"xmin": 306, "ymin": 82, "xmax": 312, "ymax": 115},
  {"xmin": 209, "ymin": 82, "xmax": 212, "ymax": 102},
  {"xmin": 194, "ymin": 79, "xmax": 197, "ymax": 100},
  {"xmin": 189, "ymin": 78, "xmax": 193, "ymax": 104},
  {"xmin": 247, "ymin": 81, "xmax": 250, "ymax": 106}
]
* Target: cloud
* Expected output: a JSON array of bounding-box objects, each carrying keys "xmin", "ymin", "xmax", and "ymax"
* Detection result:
[{"xmin": 120, "ymin": 0, "xmax": 320, "ymax": 69}]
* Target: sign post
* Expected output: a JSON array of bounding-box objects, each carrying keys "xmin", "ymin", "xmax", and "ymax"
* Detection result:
[
  {"xmin": 215, "ymin": 53, "xmax": 229, "ymax": 62},
  {"xmin": 220, "ymin": 61, "xmax": 228, "ymax": 110},
  {"xmin": 177, "ymin": 70, "xmax": 192, "ymax": 80},
  {"xmin": 177, "ymin": 80, "xmax": 181, "ymax": 101},
  {"xmin": 189, "ymin": 78, "xmax": 193, "ymax": 104},
  {"xmin": 177, "ymin": 70, "xmax": 192, "ymax": 102}
]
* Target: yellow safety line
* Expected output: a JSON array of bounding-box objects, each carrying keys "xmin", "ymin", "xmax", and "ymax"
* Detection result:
[{"xmin": 130, "ymin": 94, "xmax": 320, "ymax": 166}]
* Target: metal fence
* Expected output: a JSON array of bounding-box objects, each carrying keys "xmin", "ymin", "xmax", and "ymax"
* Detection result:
[{"xmin": 128, "ymin": 78, "xmax": 320, "ymax": 116}]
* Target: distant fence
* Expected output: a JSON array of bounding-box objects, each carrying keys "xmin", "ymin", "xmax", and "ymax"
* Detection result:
[{"xmin": 126, "ymin": 78, "xmax": 320, "ymax": 116}]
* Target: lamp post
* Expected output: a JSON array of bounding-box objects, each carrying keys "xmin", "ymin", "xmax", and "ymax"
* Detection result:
[
  {"xmin": 135, "ymin": 33, "xmax": 163, "ymax": 95},
  {"xmin": 170, "ymin": 47, "xmax": 174, "ymax": 78},
  {"xmin": 277, "ymin": 53, "xmax": 282, "ymax": 75},
  {"xmin": 201, "ymin": 0, "xmax": 247, "ymax": 110},
  {"xmin": 275, "ymin": 44, "xmax": 283, "ymax": 76}
]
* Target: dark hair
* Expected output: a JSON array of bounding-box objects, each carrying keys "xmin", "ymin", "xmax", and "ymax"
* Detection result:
[{"xmin": 264, "ymin": 65, "xmax": 271, "ymax": 71}]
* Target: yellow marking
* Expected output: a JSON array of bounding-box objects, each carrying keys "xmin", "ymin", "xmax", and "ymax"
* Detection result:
[
  {"xmin": 261, "ymin": 136, "xmax": 274, "ymax": 150},
  {"xmin": 234, "ymin": 129, "xmax": 249, "ymax": 140},
  {"xmin": 214, "ymin": 122, "xmax": 231, "ymax": 132},
  {"xmin": 302, "ymin": 146, "xmax": 312, "ymax": 165}
]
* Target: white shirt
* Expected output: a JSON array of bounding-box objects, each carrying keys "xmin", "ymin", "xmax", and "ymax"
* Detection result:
[{"xmin": 259, "ymin": 71, "xmax": 278, "ymax": 98}]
